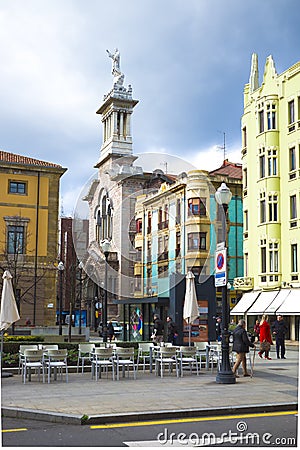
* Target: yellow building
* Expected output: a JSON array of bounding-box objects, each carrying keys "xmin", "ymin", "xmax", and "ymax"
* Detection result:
[
  {"xmin": 233, "ymin": 55, "xmax": 300, "ymax": 339},
  {"xmin": 0, "ymin": 150, "xmax": 66, "ymax": 326}
]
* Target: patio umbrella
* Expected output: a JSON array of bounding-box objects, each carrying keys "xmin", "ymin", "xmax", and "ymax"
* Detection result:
[
  {"xmin": 183, "ymin": 271, "xmax": 199, "ymax": 346},
  {"xmin": 0, "ymin": 270, "xmax": 20, "ymax": 377},
  {"xmin": 0, "ymin": 270, "xmax": 20, "ymax": 331}
]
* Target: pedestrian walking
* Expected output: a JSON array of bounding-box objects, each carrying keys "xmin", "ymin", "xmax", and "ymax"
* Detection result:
[
  {"xmin": 107, "ymin": 321, "xmax": 115, "ymax": 342},
  {"xmin": 232, "ymin": 319, "xmax": 255, "ymax": 378},
  {"xmin": 272, "ymin": 315, "xmax": 288, "ymax": 359},
  {"xmin": 258, "ymin": 314, "xmax": 273, "ymax": 360},
  {"xmin": 253, "ymin": 319, "xmax": 260, "ymax": 342},
  {"xmin": 166, "ymin": 316, "xmax": 178, "ymax": 345},
  {"xmin": 152, "ymin": 314, "xmax": 164, "ymax": 344}
]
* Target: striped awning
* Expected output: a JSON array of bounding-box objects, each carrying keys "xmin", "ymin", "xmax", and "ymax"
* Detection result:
[
  {"xmin": 276, "ymin": 289, "xmax": 300, "ymax": 314},
  {"xmin": 247, "ymin": 291, "xmax": 280, "ymax": 315},
  {"xmin": 230, "ymin": 291, "xmax": 261, "ymax": 315}
]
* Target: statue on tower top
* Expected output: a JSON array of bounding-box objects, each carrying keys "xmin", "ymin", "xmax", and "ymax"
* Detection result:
[{"xmin": 106, "ymin": 48, "xmax": 124, "ymax": 87}]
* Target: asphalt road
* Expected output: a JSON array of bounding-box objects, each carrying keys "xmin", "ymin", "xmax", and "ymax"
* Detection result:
[{"xmin": 2, "ymin": 410, "xmax": 297, "ymax": 447}]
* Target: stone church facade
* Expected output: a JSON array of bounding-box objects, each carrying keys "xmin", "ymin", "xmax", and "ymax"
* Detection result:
[{"xmin": 82, "ymin": 51, "xmax": 151, "ymax": 319}]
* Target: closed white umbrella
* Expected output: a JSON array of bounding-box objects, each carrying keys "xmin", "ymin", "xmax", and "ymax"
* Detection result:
[
  {"xmin": 183, "ymin": 271, "xmax": 199, "ymax": 346},
  {"xmin": 1, "ymin": 270, "xmax": 20, "ymax": 377},
  {"xmin": 0, "ymin": 270, "xmax": 20, "ymax": 331}
]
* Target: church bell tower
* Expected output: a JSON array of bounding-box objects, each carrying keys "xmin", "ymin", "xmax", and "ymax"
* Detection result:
[{"xmin": 95, "ymin": 48, "xmax": 139, "ymax": 167}]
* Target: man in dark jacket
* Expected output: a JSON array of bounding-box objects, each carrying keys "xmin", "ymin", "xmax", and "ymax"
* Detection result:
[
  {"xmin": 152, "ymin": 314, "xmax": 164, "ymax": 343},
  {"xmin": 166, "ymin": 316, "xmax": 178, "ymax": 345},
  {"xmin": 232, "ymin": 319, "xmax": 255, "ymax": 377},
  {"xmin": 272, "ymin": 315, "xmax": 288, "ymax": 359}
]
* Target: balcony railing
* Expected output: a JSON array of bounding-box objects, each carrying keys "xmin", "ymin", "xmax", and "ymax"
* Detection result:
[{"xmin": 233, "ymin": 277, "xmax": 254, "ymax": 290}]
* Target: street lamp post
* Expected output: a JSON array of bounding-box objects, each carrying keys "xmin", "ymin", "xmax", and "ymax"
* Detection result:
[
  {"xmin": 100, "ymin": 239, "xmax": 111, "ymax": 343},
  {"xmin": 215, "ymin": 182, "xmax": 236, "ymax": 384},
  {"xmin": 57, "ymin": 261, "xmax": 64, "ymax": 336},
  {"xmin": 78, "ymin": 261, "xmax": 84, "ymax": 335}
]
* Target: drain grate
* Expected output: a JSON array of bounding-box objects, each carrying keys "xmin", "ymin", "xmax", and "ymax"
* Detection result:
[{"xmin": 268, "ymin": 367, "xmax": 289, "ymax": 370}]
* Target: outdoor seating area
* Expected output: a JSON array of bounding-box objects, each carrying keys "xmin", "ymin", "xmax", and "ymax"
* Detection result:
[{"xmin": 16, "ymin": 340, "xmax": 252, "ymax": 384}]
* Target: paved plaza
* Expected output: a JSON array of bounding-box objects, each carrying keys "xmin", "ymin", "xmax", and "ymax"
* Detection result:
[{"xmin": 1, "ymin": 343, "xmax": 298, "ymax": 425}]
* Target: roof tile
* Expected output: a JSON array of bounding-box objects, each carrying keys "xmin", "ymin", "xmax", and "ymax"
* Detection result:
[
  {"xmin": 209, "ymin": 159, "xmax": 242, "ymax": 180},
  {"xmin": 0, "ymin": 150, "xmax": 63, "ymax": 168}
]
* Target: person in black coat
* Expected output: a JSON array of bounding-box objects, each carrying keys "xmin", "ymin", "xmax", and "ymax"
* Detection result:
[
  {"xmin": 152, "ymin": 314, "xmax": 164, "ymax": 344},
  {"xmin": 272, "ymin": 315, "xmax": 288, "ymax": 359},
  {"xmin": 166, "ymin": 316, "xmax": 178, "ymax": 345},
  {"xmin": 232, "ymin": 319, "xmax": 255, "ymax": 377},
  {"xmin": 107, "ymin": 321, "xmax": 114, "ymax": 342}
]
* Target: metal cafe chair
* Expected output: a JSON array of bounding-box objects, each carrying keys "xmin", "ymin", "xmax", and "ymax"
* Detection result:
[
  {"xmin": 18, "ymin": 344, "xmax": 39, "ymax": 374},
  {"xmin": 41, "ymin": 344, "xmax": 59, "ymax": 366},
  {"xmin": 77, "ymin": 343, "xmax": 95, "ymax": 373},
  {"xmin": 113, "ymin": 347, "xmax": 136, "ymax": 381},
  {"xmin": 45, "ymin": 349, "xmax": 68, "ymax": 383},
  {"xmin": 194, "ymin": 341, "xmax": 209, "ymax": 369},
  {"xmin": 208, "ymin": 344, "xmax": 221, "ymax": 372},
  {"xmin": 91, "ymin": 347, "xmax": 115, "ymax": 381},
  {"xmin": 155, "ymin": 346, "xmax": 179, "ymax": 378},
  {"xmin": 176, "ymin": 346, "xmax": 200, "ymax": 377},
  {"xmin": 137, "ymin": 343, "xmax": 154, "ymax": 372},
  {"xmin": 22, "ymin": 349, "xmax": 45, "ymax": 384}
]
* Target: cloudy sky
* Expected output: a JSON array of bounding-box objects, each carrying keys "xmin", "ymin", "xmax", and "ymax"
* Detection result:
[{"xmin": 0, "ymin": 0, "xmax": 299, "ymax": 215}]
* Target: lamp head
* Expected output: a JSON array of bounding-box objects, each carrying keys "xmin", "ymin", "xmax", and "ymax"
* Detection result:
[
  {"xmin": 100, "ymin": 238, "xmax": 112, "ymax": 257},
  {"xmin": 215, "ymin": 182, "xmax": 232, "ymax": 206},
  {"xmin": 57, "ymin": 261, "xmax": 64, "ymax": 271}
]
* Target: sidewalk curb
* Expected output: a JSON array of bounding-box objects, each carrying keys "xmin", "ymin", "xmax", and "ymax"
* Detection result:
[
  {"xmin": 1, "ymin": 407, "xmax": 83, "ymax": 425},
  {"xmin": 2, "ymin": 402, "xmax": 298, "ymax": 426}
]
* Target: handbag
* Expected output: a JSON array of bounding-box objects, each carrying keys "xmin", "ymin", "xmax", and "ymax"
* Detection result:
[{"xmin": 260, "ymin": 339, "xmax": 271, "ymax": 352}]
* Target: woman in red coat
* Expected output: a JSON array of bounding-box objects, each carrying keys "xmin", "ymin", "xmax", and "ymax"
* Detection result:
[{"xmin": 258, "ymin": 315, "xmax": 273, "ymax": 359}]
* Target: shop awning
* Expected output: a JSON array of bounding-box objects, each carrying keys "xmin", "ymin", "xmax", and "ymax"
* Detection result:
[
  {"xmin": 264, "ymin": 289, "xmax": 291, "ymax": 315},
  {"xmin": 247, "ymin": 291, "xmax": 280, "ymax": 315},
  {"xmin": 230, "ymin": 291, "xmax": 261, "ymax": 315},
  {"xmin": 276, "ymin": 289, "xmax": 300, "ymax": 314}
]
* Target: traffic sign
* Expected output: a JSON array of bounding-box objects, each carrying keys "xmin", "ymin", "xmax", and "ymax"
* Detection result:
[
  {"xmin": 216, "ymin": 252, "xmax": 225, "ymax": 271},
  {"xmin": 215, "ymin": 248, "xmax": 227, "ymax": 287},
  {"xmin": 216, "ymin": 242, "xmax": 225, "ymax": 251}
]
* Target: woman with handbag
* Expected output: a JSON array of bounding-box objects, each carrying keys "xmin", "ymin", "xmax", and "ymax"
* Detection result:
[{"xmin": 258, "ymin": 315, "xmax": 273, "ymax": 360}]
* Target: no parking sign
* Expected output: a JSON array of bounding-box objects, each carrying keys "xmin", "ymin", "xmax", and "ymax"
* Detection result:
[{"xmin": 215, "ymin": 248, "xmax": 227, "ymax": 287}]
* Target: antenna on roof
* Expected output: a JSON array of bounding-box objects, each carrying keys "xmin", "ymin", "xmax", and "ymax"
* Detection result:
[
  {"xmin": 217, "ymin": 131, "xmax": 226, "ymax": 162},
  {"xmin": 160, "ymin": 161, "xmax": 168, "ymax": 174}
]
